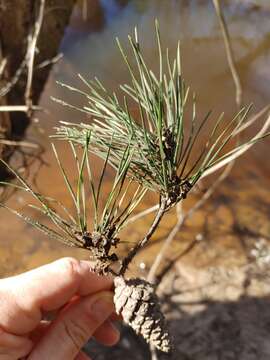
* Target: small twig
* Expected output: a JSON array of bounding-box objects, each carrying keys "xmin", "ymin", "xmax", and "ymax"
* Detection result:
[
  {"xmin": 0, "ymin": 58, "xmax": 7, "ymax": 77},
  {"xmin": 234, "ymin": 105, "xmax": 270, "ymax": 136},
  {"xmin": 0, "ymin": 21, "xmax": 27, "ymax": 98},
  {"xmin": 35, "ymin": 53, "xmax": 63, "ymax": 70},
  {"xmin": 0, "ymin": 58, "xmax": 28, "ymax": 97},
  {"xmin": 147, "ymin": 162, "xmax": 234, "ymax": 284},
  {"xmin": 0, "ymin": 139, "xmax": 39, "ymax": 148},
  {"xmin": 0, "ymin": 39, "xmax": 7, "ymax": 77},
  {"xmin": 0, "ymin": 105, "xmax": 42, "ymax": 112},
  {"xmin": 126, "ymin": 204, "xmax": 159, "ymax": 225},
  {"xmin": 0, "ymin": 0, "xmax": 58, "ymax": 107},
  {"xmin": 25, "ymin": 0, "xmax": 46, "ymax": 114},
  {"xmin": 0, "ymin": 0, "xmax": 46, "ymax": 108},
  {"xmin": 119, "ymin": 197, "xmax": 168, "ymax": 276},
  {"xmin": 213, "ymin": 0, "xmax": 242, "ymax": 108}
]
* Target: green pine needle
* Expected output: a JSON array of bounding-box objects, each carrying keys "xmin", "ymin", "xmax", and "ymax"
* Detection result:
[
  {"xmin": 0, "ymin": 133, "xmax": 146, "ymax": 267},
  {"xmin": 53, "ymin": 22, "xmax": 269, "ymax": 207}
]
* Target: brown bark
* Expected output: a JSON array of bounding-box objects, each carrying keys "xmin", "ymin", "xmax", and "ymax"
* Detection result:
[
  {"xmin": 0, "ymin": 0, "xmax": 75, "ymax": 134},
  {"xmin": 0, "ymin": 0, "xmax": 75, "ymax": 178}
]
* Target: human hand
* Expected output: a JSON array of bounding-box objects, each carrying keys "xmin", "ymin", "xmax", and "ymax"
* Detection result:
[{"xmin": 0, "ymin": 257, "xmax": 120, "ymax": 360}]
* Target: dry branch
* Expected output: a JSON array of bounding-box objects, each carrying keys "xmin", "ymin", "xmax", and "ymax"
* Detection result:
[
  {"xmin": 25, "ymin": 0, "xmax": 46, "ymax": 114},
  {"xmin": 213, "ymin": 0, "xmax": 242, "ymax": 108},
  {"xmin": 126, "ymin": 204, "xmax": 159, "ymax": 225},
  {"xmin": 0, "ymin": 58, "xmax": 7, "ymax": 77},
  {"xmin": 0, "ymin": 58, "xmax": 27, "ymax": 97},
  {"xmin": 36, "ymin": 53, "xmax": 63, "ymax": 70},
  {"xmin": 0, "ymin": 105, "xmax": 42, "ymax": 113},
  {"xmin": 0, "ymin": 139, "xmax": 39, "ymax": 148}
]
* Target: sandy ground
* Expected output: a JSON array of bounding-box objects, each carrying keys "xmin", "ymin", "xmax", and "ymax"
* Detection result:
[{"xmin": 84, "ymin": 257, "xmax": 270, "ymax": 360}]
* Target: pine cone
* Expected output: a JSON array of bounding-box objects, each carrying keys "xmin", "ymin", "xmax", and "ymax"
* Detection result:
[{"xmin": 114, "ymin": 276, "xmax": 171, "ymax": 353}]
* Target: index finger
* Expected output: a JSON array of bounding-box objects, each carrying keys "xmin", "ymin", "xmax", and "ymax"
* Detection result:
[{"xmin": 0, "ymin": 258, "xmax": 113, "ymax": 334}]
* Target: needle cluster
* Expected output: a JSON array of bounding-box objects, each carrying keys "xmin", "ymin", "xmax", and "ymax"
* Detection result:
[
  {"xmin": 54, "ymin": 21, "xmax": 265, "ymax": 209},
  {"xmin": 0, "ymin": 133, "xmax": 146, "ymax": 273}
]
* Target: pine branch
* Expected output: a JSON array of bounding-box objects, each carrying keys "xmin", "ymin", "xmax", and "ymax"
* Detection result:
[
  {"xmin": 0, "ymin": 133, "xmax": 147, "ymax": 274},
  {"xmin": 53, "ymin": 22, "xmax": 269, "ymax": 210},
  {"xmin": 119, "ymin": 196, "xmax": 168, "ymax": 275}
]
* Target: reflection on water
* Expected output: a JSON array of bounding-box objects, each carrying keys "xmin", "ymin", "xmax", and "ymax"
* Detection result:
[{"xmin": 0, "ymin": 0, "xmax": 269, "ymax": 276}]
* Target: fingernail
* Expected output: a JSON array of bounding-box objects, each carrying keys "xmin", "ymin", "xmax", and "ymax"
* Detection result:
[{"xmin": 91, "ymin": 293, "xmax": 114, "ymax": 320}]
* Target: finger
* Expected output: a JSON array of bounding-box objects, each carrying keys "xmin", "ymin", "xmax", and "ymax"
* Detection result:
[
  {"xmin": 0, "ymin": 258, "xmax": 113, "ymax": 334},
  {"xmin": 93, "ymin": 320, "xmax": 120, "ymax": 346},
  {"xmin": 44, "ymin": 306, "xmax": 121, "ymax": 323},
  {"xmin": 28, "ymin": 321, "xmax": 51, "ymax": 345},
  {"xmin": 0, "ymin": 327, "xmax": 33, "ymax": 359},
  {"xmin": 30, "ymin": 318, "xmax": 120, "ymax": 348},
  {"xmin": 75, "ymin": 351, "xmax": 91, "ymax": 360},
  {"xmin": 110, "ymin": 312, "xmax": 122, "ymax": 321},
  {"xmin": 27, "ymin": 291, "xmax": 115, "ymax": 360}
]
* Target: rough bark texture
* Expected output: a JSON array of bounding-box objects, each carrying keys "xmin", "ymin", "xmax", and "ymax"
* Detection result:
[
  {"xmin": 114, "ymin": 276, "xmax": 171, "ymax": 353},
  {"xmin": 0, "ymin": 0, "xmax": 75, "ymax": 177}
]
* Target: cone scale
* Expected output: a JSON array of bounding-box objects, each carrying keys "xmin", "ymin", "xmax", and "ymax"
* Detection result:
[{"xmin": 114, "ymin": 276, "xmax": 171, "ymax": 353}]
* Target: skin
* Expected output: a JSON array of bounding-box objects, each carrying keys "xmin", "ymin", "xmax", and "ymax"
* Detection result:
[{"xmin": 0, "ymin": 257, "xmax": 120, "ymax": 360}]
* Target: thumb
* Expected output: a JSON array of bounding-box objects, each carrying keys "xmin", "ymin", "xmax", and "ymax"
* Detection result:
[{"xmin": 28, "ymin": 291, "xmax": 115, "ymax": 360}]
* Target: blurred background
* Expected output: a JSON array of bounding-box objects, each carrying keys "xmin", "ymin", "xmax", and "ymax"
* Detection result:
[{"xmin": 0, "ymin": 1, "xmax": 270, "ymax": 359}]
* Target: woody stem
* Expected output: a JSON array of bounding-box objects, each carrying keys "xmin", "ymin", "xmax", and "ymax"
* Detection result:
[{"xmin": 118, "ymin": 196, "xmax": 168, "ymax": 276}]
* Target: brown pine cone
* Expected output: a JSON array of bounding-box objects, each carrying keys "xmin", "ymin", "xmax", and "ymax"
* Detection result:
[{"xmin": 114, "ymin": 276, "xmax": 171, "ymax": 353}]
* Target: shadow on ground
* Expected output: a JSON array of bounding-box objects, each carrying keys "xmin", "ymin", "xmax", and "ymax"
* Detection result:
[{"xmin": 85, "ymin": 294, "xmax": 270, "ymax": 360}]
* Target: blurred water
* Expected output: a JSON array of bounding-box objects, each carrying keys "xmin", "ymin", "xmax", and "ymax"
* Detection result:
[{"xmin": 49, "ymin": 0, "xmax": 270, "ymax": 121}]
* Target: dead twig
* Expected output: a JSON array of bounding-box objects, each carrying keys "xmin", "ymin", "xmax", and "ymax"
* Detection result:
[
  {"xmin": 0, "ymin": 139, "xmax": 39, "ymax": 148},
  {"xmin": 25, "ymin": 0, "xmax": 46, "ymax": 114},
  {"xmin": 35, "ymin": 53, "xmax": 63, "ymax": 70},
  {"xmin": 0, "ymin": 58, "xmax": 28, "ymax": 97},
  {"xmin": 213, "ymin": 0, "xmax": 242, "ymax": 108},
  {"xmin": 0, "ymin": 0, "xmax": 46, "ymax": 115},
  {"xmin": 0, "ymin": 105, "xmax": 42, "ymax": 112},
  {"xmin": 126, "ymin": 204, "xmax": 159, "ymax": 225},
  {"xmin": 0, "ymin": 35, "xmax": 27, "ymax": 97},
  {"xmin": 234, "ymin": 105, "xmax": 270, "ymax": 136},
  {"xmin": 0, "ymin": 58, "xmax": 7, "ymax": 77},
  {"xmin": 0, "ymin": 39, "xmax": 7, "ymax": 77}
]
